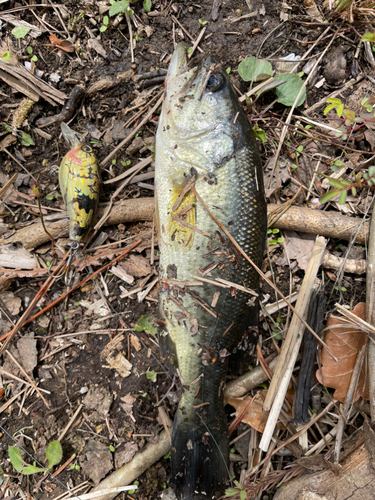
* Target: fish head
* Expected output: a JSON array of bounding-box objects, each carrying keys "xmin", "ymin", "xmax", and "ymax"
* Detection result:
[{"xmin": 159, "ymin": 43, "xmax": 245, "ymax": 173}]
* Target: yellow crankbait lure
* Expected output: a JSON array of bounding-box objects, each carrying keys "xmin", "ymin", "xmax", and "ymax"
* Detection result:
[{"xmin": 59, "ymin": 122, "xmax": 100, "ymax": 243}]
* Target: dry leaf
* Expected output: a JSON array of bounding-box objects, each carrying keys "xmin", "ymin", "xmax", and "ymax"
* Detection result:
[
  {"xmin": 227, "ymin": 392, "xmax": 269, "ymax": 433},
  {"xmin": 316, "ymin": 302, "xmax": 369, "ymax": 403},
  {"xmin": 46, "ymin": 34, "xmax": 74, "ymax": 53},
  {"xmin": 121, "ymin": 254, "xmax": 151, "ymax": 278}
]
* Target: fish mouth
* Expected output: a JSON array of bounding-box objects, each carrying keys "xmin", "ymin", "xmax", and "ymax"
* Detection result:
[{"xmin": 168, "ymin": 42, "xmax": 189, "ymax": 80}]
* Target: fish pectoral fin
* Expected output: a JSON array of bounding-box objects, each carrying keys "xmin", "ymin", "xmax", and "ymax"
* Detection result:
[{"xmin": 167, "ymin": 180, "xmax": 196, "ymax": 248}]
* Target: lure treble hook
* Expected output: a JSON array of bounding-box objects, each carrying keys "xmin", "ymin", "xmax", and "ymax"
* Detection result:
[{"xmin": 47, "ymin": 240, "xmax": 79, "ymax": 283}]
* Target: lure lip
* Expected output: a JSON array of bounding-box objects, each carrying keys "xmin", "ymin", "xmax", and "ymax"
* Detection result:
[{"xmin": 61, "ymin": 122, "xmax": 81, "ymax": 149}]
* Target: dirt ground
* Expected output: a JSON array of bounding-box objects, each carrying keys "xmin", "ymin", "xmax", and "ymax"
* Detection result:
[{"xmin": 0, "ymin": 1, "xmax": 374, "ymax": 499}]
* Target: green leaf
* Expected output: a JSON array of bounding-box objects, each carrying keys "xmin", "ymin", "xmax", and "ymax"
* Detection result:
[
  {"xmin": 45, "ymin": 194, "xmax": 54, "ymax": 200},
  {"xmin": 274, "ymin": 73, "xmax": 306, "ymax": 107},
  {"xmin": 277, "ymin": 237, "xmax": 285, "ymax": 243},
  {"xmin": 8, "ymin": 447, "xmax": 24, "ymax": 472},
  {"xmin": 109, "ymin": 1, "xmax": 129, "ymax": 16},
  {"xmin": 240, "ymin": 490, "xmax": 247, "ymax": 500},
  {"xmin": 146, "ymin": 370, "xmax": 157, "ymax": 382},
  {"xmin": 2, "ymin": 51, "xmax": 11, "ymax": 62},
  {"xmin": 326, "ymin": 98, "xmax": 342, "ymax": 105},
  {"xmin": 336, "ymin": 103, "xmax": 344, "ymax": 118},
  {"xmin": 22, "ymin": 463, "xmax": 44, "ymax": 475},
  {"xmin": 134, "ymin": 315, "xmax": 157, "ymax": 335},
  {"xmin": 273, "ymin": 331, "xmax": 281, "ymax": 340},
  {"xmin": 103, "ymin": 16, "xmax": 109, "ymax": 25},
  {"xmin": 362, "ymin": 32, "xmax": 375, "ymax": 43},
  {"xmin": 199, "ymin": 19, "xmax": 208, "ymax": 25},
  {"xmin": 143, "ymin": 0, "xmax": 152, "ymax": 12},
  {"xmin": 253, "ymin": 125, "xmax": 266, "ymax": 143},
  {"xmin": 19, "ymin": 131, "xmax": 35, "ymax": 146},
  {"xmin": 369, "ymin": 166, "xmax": 375, "ymax": 177},
  {"xmin": 269, "ymin": 239, "xmax": 277, "ymax": 245},
  {"xmin": 319, "ymin": 190, "xmax": 341, "ymax": 204},
  {"xmin": 291, "ymin": 164, "xmax": 297, "ymax": 169},
  {"xmin": 225, "ymin": 488, "xmax": 240, "ymax": 497},
  {"xmin": 343, "ymin": 109, "xmax": 355, "ymax": 123},
  {"xmin": 351, "ymin": 187, "xmax": 356, "ymax": 196},
  {"xmin": 100, "ymin": 25, "xmax": 107, "ymax": 32},
  {"xmin": 46, "ymin": 441, "xmax": 62, "ymax": 469},
  {"xmin": 226, "ymin": 67, "xmax": 231, "ymax": 74},
  {"xmin": 296, "ymin": 145, "xmax": 303, "ymax": 153},
  {"xmin": 163, "ymin": 451, "xmax": 171, "ymax": 459},
  {"xmin": 26, "ymin": 46, "xmax": 33, "ymax": 54},
  {"xmin": 272, "ymin": 228, "xmax": 279, "ymax": 234},
  {"xmin": 329, "ymin": 178, "xmax": 345, "ymax": 189},
  {"xmin": 12, "ymin": 26, "xmax": 29, "ymax": 39},
  {"xmin": 323, "ymin": 103, "xmax": 337, "ymax": 115},
  {"xmin": 31, "ymin": 55, "xmax": 38, "ymax": 62},
  {"xmin": 109, "ymin": 445, "xmax": 115, "ymax": 452},
  {"xmin": 338, "ymin": 190, "xmax": 347, "ymax": 205},
  {"xmin": 238, "ymin": 56, "xmax": 273, "ymax": 82}
]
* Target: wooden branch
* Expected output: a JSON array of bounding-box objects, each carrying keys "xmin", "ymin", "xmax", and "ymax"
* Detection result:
[{"xmin": 0, "ymin": 201, "xmax": 370, "ymax": 252}]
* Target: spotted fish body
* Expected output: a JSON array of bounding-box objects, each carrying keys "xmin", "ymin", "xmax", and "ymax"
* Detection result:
[
  {"xmin": 59, "ymin": 123, "xmax": 100, "ymax": 242},
  {"xmin": 155, "ymin": 44, "xmax": 267, "ymax": 500}
]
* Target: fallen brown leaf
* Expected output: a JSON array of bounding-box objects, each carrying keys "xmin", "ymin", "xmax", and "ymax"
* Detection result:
[{"xmin": 316, "ymin": 302, "xmax": 369, "ymax": 403}]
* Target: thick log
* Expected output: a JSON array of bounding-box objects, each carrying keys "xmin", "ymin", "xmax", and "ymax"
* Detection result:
[
  {"xmin": 268, "ymin": 204, "xmax": 368, "ymax": 245},
  {"xmin": 1, "ymin": 198, "xmax": 155, "ymax": 251},
  {"xmin": 0, "ymin": 200, "xmax": 369, "ymax": 251}
]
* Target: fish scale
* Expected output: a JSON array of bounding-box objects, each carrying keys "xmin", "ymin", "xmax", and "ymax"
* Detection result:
[{"xmin": 155, "ymin": 43, "xmax": 267, "ymax": 500}]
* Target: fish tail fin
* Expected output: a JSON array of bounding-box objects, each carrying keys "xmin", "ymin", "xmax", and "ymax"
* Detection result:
[{"xmin": 171, "ymin": 394, "xmax": 229, "ymax": 500}]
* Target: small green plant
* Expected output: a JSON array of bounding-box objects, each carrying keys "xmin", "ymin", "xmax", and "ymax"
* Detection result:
[
  {"xmin": 362, "ymin": 32, "xmax": 375, "ymax": 43},
  {"xmin": 129, "ymin": 480, "xmax": 139, "ymax": 494},
  {"xmin": 143, "ymin": 0, "xmax": 152, "ymax": 12},
  {"xmin": 9, "ymin": 440, "xmax": 62, "ymax": 476},
  {"xmin": 45, "ymin": 192, "xmax": 61, "ymax": 200},
  {"xmin": 69, "ymin": 463, "xmax": 80, "ymax": 471},
  {"xmin": 146, "ymin": 370, "xmax": 157, "ymax": 382},
  {"xmin": 2, "ymin": 51, "xmax": 11, "ymax": 62},
  {"xmin": 135, "ymin": 315, "xmax": 157, "ymax": 336},
  {"xmin": 12, "ymin": 26, "xmax": 29, "ymax": 39},
  {"xmin": 225, "ymin": 480, "xmax": 247, "ymax": 500},
  {"xmin": 100, "ymin": 15, "xmax": 109, "ymax": 32},
  {"xmin": 226, "ymin": 67, "xmax": 231, "ymax": 74},
  {"xmin": 323, "ymin": 97, "xmax": 355, "ymax": 124},
  {"xmin": 26, "ymin": 46, "xmax": 33, "ymax": 55},
  {"xmin": 109, "ymin": 0, "xmax": 130, "ymax": 17},
  {"xmin": 267, "ymin": 228, "xmax": 284, "ymax": 245},
  {"xmin": 199, "ymin": 19, "xmax": 208, "ymax": 25},
  {"xmin": 253, "ymin": 125, "xmax": 266, "ymax": 143},
  {"xmin": 121, "ymin": 159, "xmax": 131, "ymax": 167},
  {"xmin": 109, "ymin": 444, "xmax": 115, "ymax": 452}
]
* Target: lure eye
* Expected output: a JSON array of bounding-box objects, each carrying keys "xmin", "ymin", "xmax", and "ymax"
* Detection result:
[
  {"xmin": 206, "ymin": 74, "xmax": 225, "ymax": 92},
  {"xmin": 82, "ymin": 145, "xmax": 92, "ymax": 152}
]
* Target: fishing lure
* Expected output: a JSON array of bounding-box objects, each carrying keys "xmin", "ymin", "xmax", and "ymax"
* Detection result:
[{"xmin": 59, "ymin": 122, "xmax": 100, "ymax": 243}]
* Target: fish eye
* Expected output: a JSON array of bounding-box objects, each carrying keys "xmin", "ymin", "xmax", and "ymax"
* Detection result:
[
  {"xmin": 206, "ymin": 74, "xmax": 225, "ymax": 92},
  {"xmin": 82, "ymin": 145, "xmax": 92, "ymax": 152}
]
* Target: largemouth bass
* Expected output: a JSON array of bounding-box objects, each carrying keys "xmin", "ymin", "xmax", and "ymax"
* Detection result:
[
  {"xmin": 59, "ymin": 122, "xmax": 100, "ymax": 242},
  {"xmin": 155, "ymin": 43, "xmax": 267, "ymax": 500}
]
